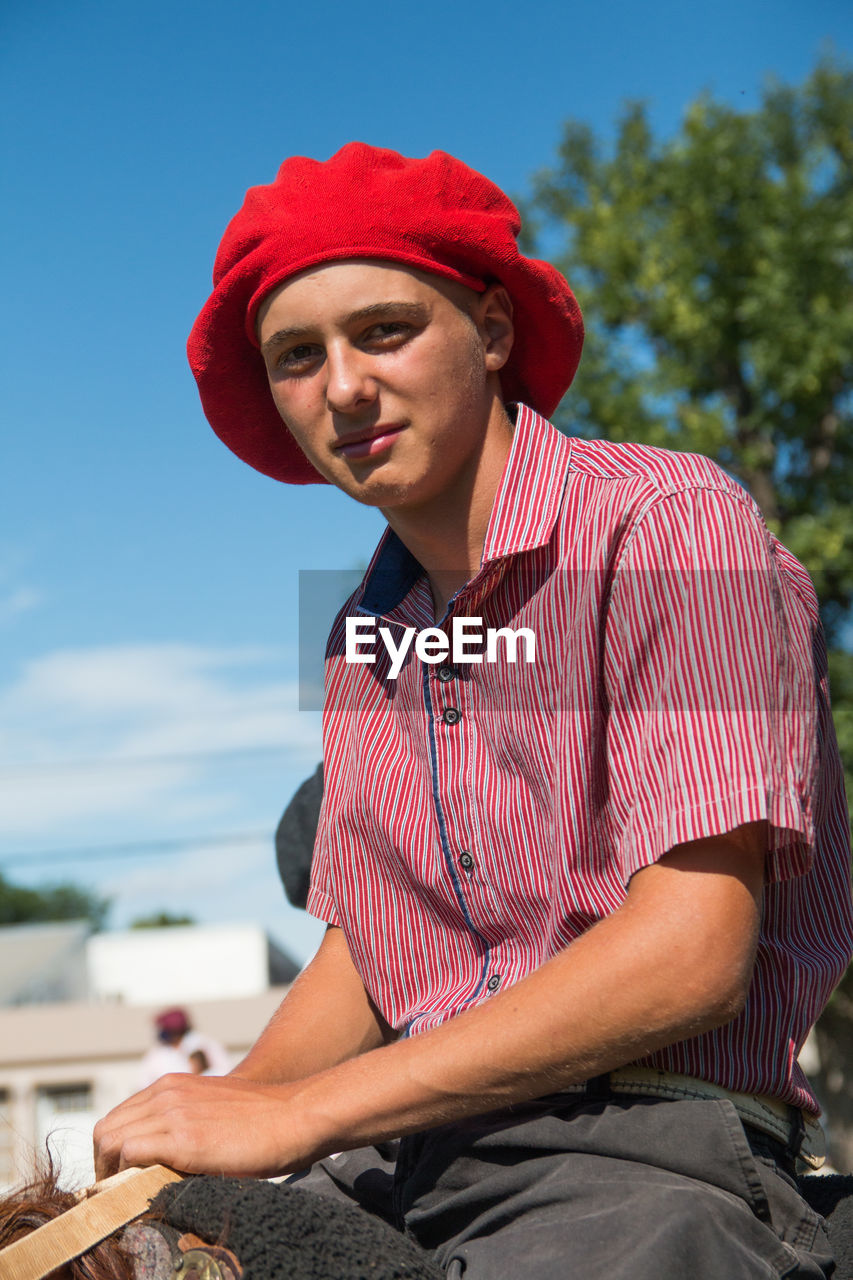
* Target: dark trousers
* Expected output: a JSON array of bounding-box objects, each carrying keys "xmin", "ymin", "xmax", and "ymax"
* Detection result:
[{"xmin": 294, "ymin": 1092, "xmax": 835, "ymax": 1278}]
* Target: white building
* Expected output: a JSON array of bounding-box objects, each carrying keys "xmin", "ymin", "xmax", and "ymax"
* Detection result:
[
  {"xmin": 0, "ymin": 921, "xmax": 300, "ymax": 1190},
  {"xmin": 86, "ymin": 921, "xmax": 298, "ymax": 1006}
]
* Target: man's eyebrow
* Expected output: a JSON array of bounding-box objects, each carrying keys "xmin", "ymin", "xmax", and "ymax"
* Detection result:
[{"xmin": 260, "ymin": 301, "xmax": 429, "ymax": 355}]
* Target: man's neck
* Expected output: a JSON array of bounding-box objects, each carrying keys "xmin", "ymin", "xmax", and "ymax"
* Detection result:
[{"xmin": 382, "ymin": 402, "xmax": 514, "ymax": 621}]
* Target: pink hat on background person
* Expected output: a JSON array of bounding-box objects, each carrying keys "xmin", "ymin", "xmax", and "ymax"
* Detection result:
[
  {"xmin": 154, "ymin": 1006, "xmax": 191, "ymax": 1036},
  {"xmin": 187, "ymin": 143, "xmax": 584, "ymax": 485}
]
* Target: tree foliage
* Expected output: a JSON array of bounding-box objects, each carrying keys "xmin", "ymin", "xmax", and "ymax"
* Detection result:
[
  {"xmin": 532, "ymin": 55, "xmax": 853, "ymax": 645},
  {"xmin": 130, "ymin": 911, "xmax": 196, "ymax": 928},
  {"xmin": 530, "ymin": 52, "xmax": 853, "ymax": 1169},
  {"xmin": 0, "ymin": 870, "xmax": 109, "ymax": 930}
]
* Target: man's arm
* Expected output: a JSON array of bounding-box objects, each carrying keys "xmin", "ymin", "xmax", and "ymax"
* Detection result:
[
  {"xmin": 230, "ymin": 922, "xmax": 396, "ymax": 1084},
  {"xmin": 93, "ymin": 824, "xmax": 764, "ymax": 1179}
]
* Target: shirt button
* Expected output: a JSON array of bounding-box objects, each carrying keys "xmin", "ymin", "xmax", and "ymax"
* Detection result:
[
  {"xmin": 442, "ymin": 707, "xmax": 461, "ymax": 726},
  {"xmin": 437, "ymin": 665, "xmax": 455, "ymax": 682},
  {"xmin": 487, "ymin": 975, "xmax": 501, "ymax": 992},
  {"xmin": 459, "ymin": 852, "xmax": 475, "ymax": 871}
]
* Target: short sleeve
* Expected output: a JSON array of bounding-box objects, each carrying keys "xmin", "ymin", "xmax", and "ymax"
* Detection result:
[
  {"xmin": 300, "ymin": 824, "xmax": 338, "ymax": 926},
  {"xmin": 602, "ymin": 484, "xmax": 818, "ymax": 884},
  {"xmin": 304, "ymin": 795, "xmax": 343, "ymax": 926}
]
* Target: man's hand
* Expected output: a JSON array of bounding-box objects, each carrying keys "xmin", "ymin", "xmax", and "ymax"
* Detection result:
[{"xmin": 93, "ymin": 1072, "xmax": 311, "ymax": 1180}]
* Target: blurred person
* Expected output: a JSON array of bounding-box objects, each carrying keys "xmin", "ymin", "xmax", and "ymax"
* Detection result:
[
  {"xmin": 138, "ymin": 1007, "xmax": 193, "ymax": 1088},
  {"xmin": 186, "ymin": 1044, "xmax": 210, "ymax": 1075},
  {"xmin": 95, "ymin": 145, "xmax": 853, "ymax": 1278},
  {"xmin": 181, "ymin": 1029, "xmax": 231, "ymax": 1077},
  {"xmin": 139, "ymin": 1008, "xmax": 229, "ymax": 1087}
]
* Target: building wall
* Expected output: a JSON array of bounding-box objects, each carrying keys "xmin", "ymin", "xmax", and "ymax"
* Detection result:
[
  {"xmin": 86, "ymin": 923, "xmax": 278, "ymax": 1005},
  {"xmin": 0, "ymin": 987, "xmax": 289, "ymax": 1191}
]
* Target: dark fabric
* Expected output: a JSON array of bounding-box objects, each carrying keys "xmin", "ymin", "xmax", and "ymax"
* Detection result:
[
  {"xmin": 801, "ymin": 1176, "xmax": 853, "ymax": 1278},
  {"xmin": 153, "ymin": 1174, "xmax": 441, "ymax": 1280},
  {"xmin": 295, "ymin": 1094, "xmax": 836, "ymax": 1278},
  {"xmin": 275, "ymin": 762, "xmax": 324, "ymax": 910}
]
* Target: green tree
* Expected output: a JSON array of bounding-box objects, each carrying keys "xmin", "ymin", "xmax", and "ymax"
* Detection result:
[
  {"xmin": 0, "ymin": 869, "xmax": 109, "ymax": 930},
  {"xmin": 532, "ymin": 55, "xmax": 853, "ymax": 645},
  {"xmin": 130, "ymin": 911, "xmax": 196, "ymax": 928},
  {"xmin": 530, "ymin": 55, "xmax": 853, "ymax": 1169}
]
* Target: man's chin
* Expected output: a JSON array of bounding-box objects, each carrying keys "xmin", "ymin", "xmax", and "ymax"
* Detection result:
[{"xmin": 323, "ymin": 457, "xmax": 413, "ymax": 508}]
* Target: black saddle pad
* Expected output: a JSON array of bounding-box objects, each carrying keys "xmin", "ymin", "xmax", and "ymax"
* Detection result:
[
  {"xmin": 152, "ymin": 1176, "xmax": 442, "ymax": 1280},
  {"xmin": 799, "ymin": 1174, "xmax": 853, "ymax": 1280}
]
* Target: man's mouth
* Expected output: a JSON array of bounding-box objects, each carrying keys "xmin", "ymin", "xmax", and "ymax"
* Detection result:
[{"xmin": 333, "ymin": 424, "xmax": 408, "ymax": 460}]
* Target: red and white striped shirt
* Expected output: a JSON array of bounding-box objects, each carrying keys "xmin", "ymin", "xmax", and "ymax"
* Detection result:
[{"xmin": 307, "ymin": 404, "xmax": 853, "ymax": 1112}]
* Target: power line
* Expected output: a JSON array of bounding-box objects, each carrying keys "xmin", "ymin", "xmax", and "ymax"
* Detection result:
[
  {"xmin": 0, "ymin": 744, "xmax": 305, "ymax": 780},
  {"xmin": 0, "ymin": 829, "xmax": 273, "ymax": 869}
]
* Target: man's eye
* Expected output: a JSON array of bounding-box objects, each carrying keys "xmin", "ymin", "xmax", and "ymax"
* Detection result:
[
  {"xmin": 365, "ymin": 322, "xmax": 411, "ymax": 342},
  {"xmin": 277, "ymin": 344, "xmax": 319, "ymax": 370}
]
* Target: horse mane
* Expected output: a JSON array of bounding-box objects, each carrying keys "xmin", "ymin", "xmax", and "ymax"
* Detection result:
[{"xmin": 0, "ymin": 1160, "xmax": 134, "ymax": 1279}]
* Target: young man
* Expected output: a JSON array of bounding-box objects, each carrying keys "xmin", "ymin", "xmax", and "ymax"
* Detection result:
[{"xmin": 94, "ymin": 144, "xmax": 853, "ymax": 1278}]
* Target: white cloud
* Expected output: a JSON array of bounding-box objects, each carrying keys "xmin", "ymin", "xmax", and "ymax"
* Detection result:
[
  {"xmin": 0, "ymin": 643, "xmax": 321, "ymax": 839},
  {"xmin": 0, "ymin": 543, "xmax": 42, "ymax": 626},
  {"xmin": 0, "ymin": 586, "xmax": 41, "ymax": 626},
  {"xmin": 106, "ymin": 834, "xmax": 273, "ymax": 907},
  {"xmin": 103, "ymin": 835, "xmax": 325, "ymax": 965}
]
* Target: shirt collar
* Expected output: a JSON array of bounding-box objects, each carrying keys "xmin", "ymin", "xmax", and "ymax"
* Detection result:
[
  {"xmin": 359, "ymin": 404, "xmax": 573, "ymax": 620},
  {"xmin": 480, "ymin": 402, "xmax": 573, "ymax": 563}
]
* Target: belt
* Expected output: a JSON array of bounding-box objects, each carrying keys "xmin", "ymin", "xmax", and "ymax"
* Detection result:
[{"xmin": 562, "ymin": 1067, "xmax": 826, "ymax": 1171}]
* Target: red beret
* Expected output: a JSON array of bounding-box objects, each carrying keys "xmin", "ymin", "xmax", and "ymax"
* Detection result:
[{"xmin": 187, "ymin": 143, "xmax": 584, "ymax": 484}]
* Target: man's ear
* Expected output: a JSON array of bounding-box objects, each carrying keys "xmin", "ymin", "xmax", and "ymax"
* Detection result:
[{"xmin": 476, "ymin": 284, "xmax": 514, "ymax": 373}]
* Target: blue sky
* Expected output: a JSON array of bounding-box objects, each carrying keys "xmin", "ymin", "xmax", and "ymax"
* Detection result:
[{"xmin": 2, "ymin": 0, "xmax": 850, "ymax": 965}]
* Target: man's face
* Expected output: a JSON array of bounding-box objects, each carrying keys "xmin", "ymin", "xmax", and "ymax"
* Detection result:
[{"xmin": 256, "ymin": 261, "xmax": 513, "ymax": 513}]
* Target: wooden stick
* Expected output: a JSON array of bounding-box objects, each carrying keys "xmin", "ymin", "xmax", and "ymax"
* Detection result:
[{"xmin": 0, "ymin": 1165, "xmax": 183, "ymax": 1280}]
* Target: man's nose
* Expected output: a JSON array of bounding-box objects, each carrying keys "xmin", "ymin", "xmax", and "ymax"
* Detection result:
[{"xmin": 325, "ymin": 345, "xmax": 378, "ymax": 413}]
